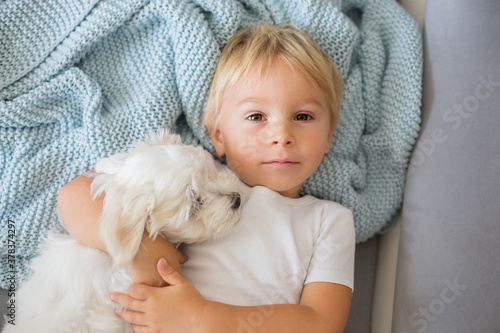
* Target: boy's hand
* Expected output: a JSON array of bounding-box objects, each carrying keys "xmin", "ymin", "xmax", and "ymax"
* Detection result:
[
  {"xmin": 112, "ymin": 258, "xmax": 208, "ymax": 333},
  {"xmin": 127, "ymin": 232, "xmax": 187, "ymax": 287}
]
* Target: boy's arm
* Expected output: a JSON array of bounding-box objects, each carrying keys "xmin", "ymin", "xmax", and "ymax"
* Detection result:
[
  {"xmin": 113, "ymin": 259, "xmax": 351, "ymax": 333},
  {"xmin": 57, "ymin": 171, "xmax": 106, "ymax": 251},
  {"xmin": 57, "ymin": 171, "xmax": 186, "ymax": 287},
  {"xmin": 204, "ymin": 282, "xmax": 351, "ymax": 333}
]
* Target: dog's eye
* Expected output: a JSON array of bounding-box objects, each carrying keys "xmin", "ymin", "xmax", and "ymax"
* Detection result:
[{"xmin": 190, "ymin": 196, "xmax": 203, "ymax": 216}]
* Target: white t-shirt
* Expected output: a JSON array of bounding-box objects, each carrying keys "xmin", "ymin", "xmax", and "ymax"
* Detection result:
[{"xmin": 180, "ymin": 181, "xmax": 355, "ymax": 306}]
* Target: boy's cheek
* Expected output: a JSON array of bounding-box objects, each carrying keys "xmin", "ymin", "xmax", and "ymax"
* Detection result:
[
  {"xmin": 225, "ymin": 151, "xmax": 250, "ymax": 177},
  {"xmin": 323, "ymin": 130, "xmax": 335, "ymax": 154}
]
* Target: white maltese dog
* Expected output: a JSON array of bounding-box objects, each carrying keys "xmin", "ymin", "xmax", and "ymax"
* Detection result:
[{"xmin": 3, "ymin": 130, "xmax": 241, "ymax": 333}]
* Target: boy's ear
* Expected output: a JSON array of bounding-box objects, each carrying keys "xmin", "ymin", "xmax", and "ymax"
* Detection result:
[{"xmin": 210, "ymin": 126, "xmax": 226, "ymax": 157}]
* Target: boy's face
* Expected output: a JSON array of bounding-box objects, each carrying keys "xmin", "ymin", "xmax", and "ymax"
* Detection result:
[{"xmin": 210, "ymin": 60, "xmax": 334, "ymax": 198}]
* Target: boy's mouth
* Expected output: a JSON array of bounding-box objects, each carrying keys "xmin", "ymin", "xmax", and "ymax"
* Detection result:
[{"xmin": 262, "ymin": 160, "xmax": 299, "ymax": 168}]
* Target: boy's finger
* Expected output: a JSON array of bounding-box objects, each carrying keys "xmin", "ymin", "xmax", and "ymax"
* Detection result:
[
  {"xmin": 157, "ymin": 258, "xmax": 186, "ymax": 286},
  {"xmin": 111, "ymin": 292, "xmax": 143, "ymax": 311},
  {"xmin": 127, "ymin": 283, "xmax": 151, "ymax": 300},
  {"xmin": 114, "ymin": 307, "xmax": 147, "ymax": 326},
  {"xmin": 130, "ymin": 323, "xmax": 149, "ymax": 333},
  {"xmin": 176, "ymin": 249, "xmax": 188, "ymax": 264}
]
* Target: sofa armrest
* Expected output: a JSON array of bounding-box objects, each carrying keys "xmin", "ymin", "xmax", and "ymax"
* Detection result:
[{"xmin": 393, "ymin": 1, "xmax": 500, "ymax": 332}]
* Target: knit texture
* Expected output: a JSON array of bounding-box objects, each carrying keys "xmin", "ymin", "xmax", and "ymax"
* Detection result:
[{"xmin": 0, "ymin": 0, "xmax": 422, "ymax": 289}]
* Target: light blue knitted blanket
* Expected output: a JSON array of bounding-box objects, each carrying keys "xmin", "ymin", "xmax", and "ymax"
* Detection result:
[{"xmin": 0, "ymin": 0, "xmax": 422, "ymax": 288}]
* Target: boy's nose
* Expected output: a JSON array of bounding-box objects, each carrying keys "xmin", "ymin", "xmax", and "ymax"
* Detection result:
[{"xmin": 268, "ymin": 122, "xmax": 295, "ymax": 147}]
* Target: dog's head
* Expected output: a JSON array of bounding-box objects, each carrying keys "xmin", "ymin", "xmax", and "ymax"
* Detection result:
[{"xmin": 91, "ymin": 130, "xmax": 241, "ymax": 267}]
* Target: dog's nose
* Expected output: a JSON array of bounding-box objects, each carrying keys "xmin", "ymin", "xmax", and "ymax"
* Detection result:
[{"xmin": 231, "ymin": 192, "xmax": 241, "ymax": 209}]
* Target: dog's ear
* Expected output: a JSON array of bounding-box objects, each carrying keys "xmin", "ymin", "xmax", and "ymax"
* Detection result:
[
  {"xmin": 98, "ymin": 184, "xmax": 154, "ymax": 267},
  {"xmin": 187, "ymin": 187, "xmax": 203, "ymax": 216}
]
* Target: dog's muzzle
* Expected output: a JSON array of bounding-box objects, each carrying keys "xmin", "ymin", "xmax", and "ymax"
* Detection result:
[{"xmin": 230, "ymin": 192, "xmax": 241, "ymax": 209}]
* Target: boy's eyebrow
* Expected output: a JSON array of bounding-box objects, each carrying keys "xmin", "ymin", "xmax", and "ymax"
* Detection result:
[
  {"xmin": 236, "ymin": 97, "xmax": 268, "ymax": 106},
  {"xmin": 298, "ymin": 99, "xmax": 326, "ymax": 108},
  {"xmin": 236, "ymin": 97, "xmax": 326, "ymax": 108}
]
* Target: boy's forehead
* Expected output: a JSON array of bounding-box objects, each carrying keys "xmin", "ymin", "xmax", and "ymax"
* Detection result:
[
  {"xmin": 228, "ymin": 59, "xmax": 291, "ymax": 90},
  {"xmin": 228, "ymin": 60, "xmax": 322, "ymax": 97}
]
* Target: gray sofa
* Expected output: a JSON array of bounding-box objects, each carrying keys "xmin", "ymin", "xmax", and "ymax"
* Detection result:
[
  {"xmin": 391, "ymin": 0, "xmax": 500, "ymax": 332},
  {"xmin": 347, "ymin": 1, "xmax": 500, "ymax": 332},
  {"xmin": 2, "ymin": 1, "xmax": 499, "ymax": 332}
]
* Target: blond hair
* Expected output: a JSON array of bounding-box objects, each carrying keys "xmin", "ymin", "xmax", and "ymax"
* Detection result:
[{"xmin": 203, "ymin": 24, "xmax": 343, "ymax": 134}]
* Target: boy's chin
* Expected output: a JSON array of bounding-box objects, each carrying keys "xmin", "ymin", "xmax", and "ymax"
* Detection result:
[
  {"xmin": 268, "ymin": 182, "xmax": 303, "ymax": 198},
  {"xmin": 239, "ymin": 174, "xmax": 305, "ymax": 198}
]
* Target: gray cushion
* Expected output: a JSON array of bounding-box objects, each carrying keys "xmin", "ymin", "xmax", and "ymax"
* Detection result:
[
  {"xmin": 393, "ymin": 1, "xmax": 500, "ymax": 332},
  {"xmin": 345, "ymin": 236, "xmax": 379, "ymax": 333},
  {"xmin": 0, "ymin": 288, "xmax": 8, "ymax": 330}
]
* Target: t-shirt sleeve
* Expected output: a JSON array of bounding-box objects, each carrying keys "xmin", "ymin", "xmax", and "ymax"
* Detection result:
[{"xmin": 304, "ymin": 205, "xmax": 355, "ymax": 291}]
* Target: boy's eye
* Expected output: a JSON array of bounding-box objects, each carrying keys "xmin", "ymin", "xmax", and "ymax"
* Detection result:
[
  {"xmin": 295, "ymin": 114, "xmax": 312, "ymax": 121},
  {"xmin": 247, "ymin": 114, "xmax": 265, "ymax": 121}
]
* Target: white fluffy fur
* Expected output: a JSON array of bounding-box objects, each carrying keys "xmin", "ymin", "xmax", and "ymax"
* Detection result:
[{"xmin": 3, "ymin": 130, "xmax": 241, "ymax": 333}]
